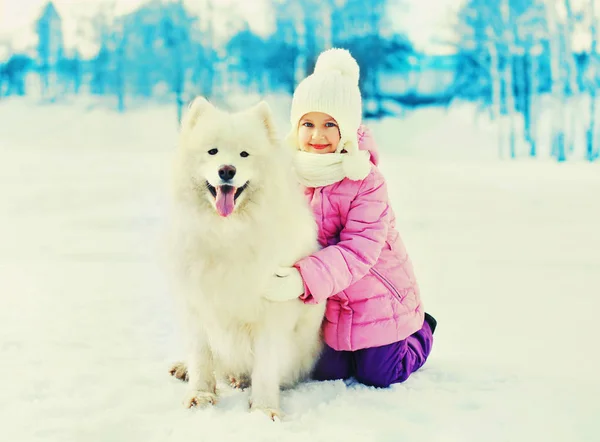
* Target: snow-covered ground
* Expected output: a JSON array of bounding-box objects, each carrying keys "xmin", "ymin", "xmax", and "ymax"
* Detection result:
[{"xmin": 1, "ymin": 97, "xmax": 599, "ymax": 441}]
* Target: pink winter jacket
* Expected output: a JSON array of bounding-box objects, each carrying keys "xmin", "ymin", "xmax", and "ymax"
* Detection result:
[{"xmin": 295, "ymin": 126, "xmax": 424, "ymax": 351}]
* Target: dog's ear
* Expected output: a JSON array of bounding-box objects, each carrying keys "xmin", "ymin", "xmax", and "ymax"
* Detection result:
[
  {"xmin": 250, "ymin": 101, "xmax": 279, "ymax": 147},
  {"xmin": 181, "ymin": 96, "xmax": 213, "ymax": 131}
]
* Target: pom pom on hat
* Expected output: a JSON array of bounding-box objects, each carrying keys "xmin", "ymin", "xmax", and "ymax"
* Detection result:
[{"xmin": 313, "ymin": 48, "xmax": 360, "ymax": 85}]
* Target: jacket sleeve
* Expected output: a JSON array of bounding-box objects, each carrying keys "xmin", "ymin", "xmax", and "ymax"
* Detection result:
[{"xmin": 295, "ymin": 168, "xmax": 390, "ymax": 304}]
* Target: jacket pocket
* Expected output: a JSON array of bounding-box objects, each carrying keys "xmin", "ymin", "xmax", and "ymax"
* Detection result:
[{"xmin": 370, "ymin": 268, "xmax": 402, "ymax": 302}]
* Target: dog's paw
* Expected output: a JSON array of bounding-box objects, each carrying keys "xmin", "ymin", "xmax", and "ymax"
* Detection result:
[
  {"xmin": 251, "ymin": 405, "xmax": 281, "ymax": 421},
  {"xmin": 228, "ymin": 373, "xmax": 251, "ymax": 390},
  {"xmin": 169, "ymin": 362, "xmax": 188, "ymax": 382},
  {"xmin": 183, "ymin": 390, "xmax": 218, "ymax": 409},
  {"xmin": 249, "ymin": 399, "xmax": 281, "ymax": 421}
]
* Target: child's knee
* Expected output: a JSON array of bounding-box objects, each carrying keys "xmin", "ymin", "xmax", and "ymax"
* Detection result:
[
  {"xmin": 354, "ymin": 367, "xmax": 396, "ymax": 388},
  {"xmin": 353, "ymin": 340, "xmax": 408, "ymax": 387}
]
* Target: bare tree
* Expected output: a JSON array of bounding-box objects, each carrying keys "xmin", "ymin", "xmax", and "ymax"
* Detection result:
[
  {"xmin": 460, "ymin": 1, "xmax": 514, "ymax": 158},
  {"xmin": 501, "ymin": 0, "xmax": 517, "ymax": 158},
  {"xmin": 293, "ymin": 2, "xmax": 307, "ymax": 86},
  {"xmin": 202, "ymin": 0, "xmax": 216, "ymax": 98},
  {"xmin": 547, "ymin": 1, "xmax": 567, "ymax": 161},
  {"xmin": 162, "ymin": 1, "xmax": 194, "ymax": 122},
  {"xmin": 75, "ymin": 0, "xmax": 126, "ymax": 109},
  {"xmin": 563, "ymin": 0, "xmax": 580, "ymax": 155},
  {"xmin": 587, "ymin": 0, "xmax": 598, "ymax": 161},
  {"xmin": 515, "ymin": 3, "xmax": 547, "ymax": 157},
  {"xmin": 112, "ymin": 19, "xmax": 127, "ymax": 112}
]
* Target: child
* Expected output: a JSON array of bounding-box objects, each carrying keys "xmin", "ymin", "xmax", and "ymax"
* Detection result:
[{"xmin": 264, "ymin": 48, "xmax": 436, "ymax": 388}]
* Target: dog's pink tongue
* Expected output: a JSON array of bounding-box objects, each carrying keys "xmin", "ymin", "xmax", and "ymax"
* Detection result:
[{"xmin": 215, "ymin": 186, "xmax": 235, "ymax": 217}]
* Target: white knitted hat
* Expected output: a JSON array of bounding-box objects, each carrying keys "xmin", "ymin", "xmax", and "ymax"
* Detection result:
[{"xmin": 287, "ymin": 48, "xmax": 371, "ymax": 181}]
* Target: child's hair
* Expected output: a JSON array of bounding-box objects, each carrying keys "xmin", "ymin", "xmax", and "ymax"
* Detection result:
[{"xmin": 287, "ymin": 48, "xmax": 362, "ymax": 157}]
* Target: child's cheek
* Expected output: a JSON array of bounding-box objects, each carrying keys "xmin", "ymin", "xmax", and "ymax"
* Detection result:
[{"xmin": 298, "ymin": 128, "xmax": 309, "ymax": 147}]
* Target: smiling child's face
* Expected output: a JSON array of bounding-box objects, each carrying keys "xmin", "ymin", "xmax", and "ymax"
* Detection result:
[{"xmin": 297, "ymin": 112, "xmax": 341, "ymax": 154}]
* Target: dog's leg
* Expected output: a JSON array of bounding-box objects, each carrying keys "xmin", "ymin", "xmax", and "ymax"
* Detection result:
[
  {"xmin": 249, "ymin": 327, "xmax": 285, "ymax": 420},
  {"xmin": 183, "ymin": 331, "xmax": 218, "ymax": 408}
]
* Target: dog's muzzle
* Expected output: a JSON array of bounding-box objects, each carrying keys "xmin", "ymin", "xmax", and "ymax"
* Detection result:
[{"xmin": 206, "ymin": 181, "xmax": 249, "ymax": 217}]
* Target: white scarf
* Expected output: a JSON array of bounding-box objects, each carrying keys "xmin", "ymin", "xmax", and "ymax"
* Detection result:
[{"xmin": 293, "ymin": 150, "xmax": 372, "ymax": 188}]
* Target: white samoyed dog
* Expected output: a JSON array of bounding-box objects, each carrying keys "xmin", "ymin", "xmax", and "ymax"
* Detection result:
[{"xmin": 167, "ymin": 97, "xmax": 325, "ymax": 420}]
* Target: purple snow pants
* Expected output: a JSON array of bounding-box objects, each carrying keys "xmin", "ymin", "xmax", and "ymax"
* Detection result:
[{"xmin": 311, "ymin": 319, "xmax": 434, "ymax": 388}]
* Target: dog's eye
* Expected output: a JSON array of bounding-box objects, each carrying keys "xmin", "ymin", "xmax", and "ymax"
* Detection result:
[
  {"xmin": 208, "ymin": 148, "xmax": 218, "ymax": 155},
  {"xmin": 240, "ymin": 151, "xmax": 249, "ymax": 158}
]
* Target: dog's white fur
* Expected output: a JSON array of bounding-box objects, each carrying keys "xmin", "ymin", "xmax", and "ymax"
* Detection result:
[{"xmin": 168, "ymin": 97, "xmax": 325, "ymax": 419}]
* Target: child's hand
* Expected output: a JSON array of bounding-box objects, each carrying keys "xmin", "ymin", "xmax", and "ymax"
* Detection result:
[{"xmin": 263, "ymin": 267, "xmax": 305, "ymax": 302}]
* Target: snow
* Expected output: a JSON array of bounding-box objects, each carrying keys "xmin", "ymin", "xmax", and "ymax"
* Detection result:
[{"xmin": 1, "ymin": 96, "xmax": 599, "ymax": 441}]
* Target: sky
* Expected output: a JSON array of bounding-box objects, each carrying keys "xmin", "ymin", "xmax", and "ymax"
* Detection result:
[{"xmin": 0, "ymin": 0, "xmax": 464, "ymax": 57}]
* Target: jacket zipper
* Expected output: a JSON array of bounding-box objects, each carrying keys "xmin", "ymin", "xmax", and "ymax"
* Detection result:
[
  {"xmin": 370, "ymin": 267, "xmax": 403, "ymax": 301},
  {"xmin": 319, "ymin": 188, "xmax": 326, "ymax": 244}
]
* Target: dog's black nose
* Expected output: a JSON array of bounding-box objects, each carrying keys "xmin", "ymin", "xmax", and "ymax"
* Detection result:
[{"xmin": 218, "ymin": 165, "xmax": 236, "ymax": 181}]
